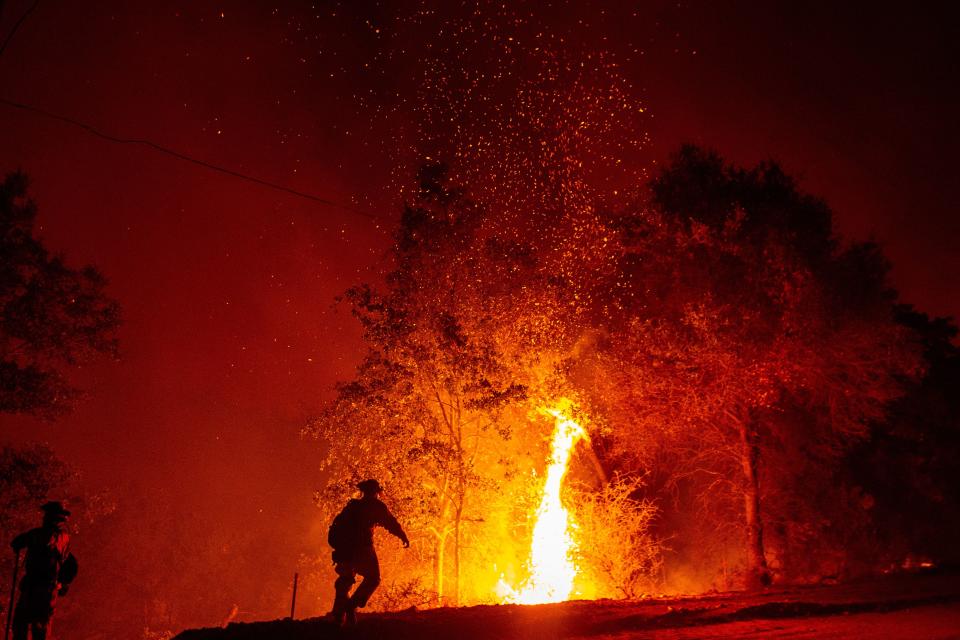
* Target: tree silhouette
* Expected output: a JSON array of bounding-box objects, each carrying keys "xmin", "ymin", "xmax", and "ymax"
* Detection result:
[
  {"xmin": 0, "ymin": 171, "xmax": 120, "ymax": 418},
  {"xmin": 590, "ymin": 147, "xmax": 922, "ymax": 587},
  {"xmin": 845, "ymin": 307, "xmax": 960, "ymax": 569}
]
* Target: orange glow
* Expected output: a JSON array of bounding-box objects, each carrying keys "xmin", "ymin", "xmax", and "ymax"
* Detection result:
[{"xmin": 501, "ymin": 401, "xmax": 589, "ymax": 604}]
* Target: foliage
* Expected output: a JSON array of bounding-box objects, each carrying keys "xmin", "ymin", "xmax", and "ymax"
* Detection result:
[
  {"xmin": 580, "ymin": 146, "xmax": 922, "ymax": 587},
  {"xmin": 761, "ymin": 307, "xmax": 960, "ymax": 581},
  {"xmin": 572, "ymin": 478, "xmax": 661, "ymax": 598},
  {"xmin": 367, "ymin": 564, "xmax": 435, "ymax": 612},
  {"xmin": 0, "ymin": 442, "xmax": 73, "ymax": 516},
  {"xmin": 308, "ymin": 164, "xmax": 538, "ymax": 605},
  {"xmin": 312, "ymin": 144, "xmax": 929, "ymax": 600},
  {"xmin": 0, "ymin": 171, "xmax": 120, "ymax": 418},
  {"xmin": 838, "ymin": 307, "xmax": 960, "ymax": 572}
]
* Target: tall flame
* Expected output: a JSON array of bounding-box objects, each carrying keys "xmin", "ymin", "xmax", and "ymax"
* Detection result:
[{"xmin": 509, "ymin": 404, "xmax": 588, "ymax": 604}]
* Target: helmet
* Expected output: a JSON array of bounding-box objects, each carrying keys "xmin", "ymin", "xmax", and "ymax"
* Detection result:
[{"xmin": 356, "ymin": 479, "xmax": 383, "ymax": 495}]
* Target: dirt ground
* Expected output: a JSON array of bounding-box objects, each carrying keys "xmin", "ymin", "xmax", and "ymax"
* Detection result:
[{"xmin": 174, "ymin": 571, "xmax": 960, "ymax": 640}]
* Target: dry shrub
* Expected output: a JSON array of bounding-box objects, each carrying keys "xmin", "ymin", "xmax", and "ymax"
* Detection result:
[
  {"xmin": 371, "ymin": 576, "xmax": 435, "ymax": 611},
  {"xmin": 573, "ymin": 478, "xmax": 662, "ymax": 599}
]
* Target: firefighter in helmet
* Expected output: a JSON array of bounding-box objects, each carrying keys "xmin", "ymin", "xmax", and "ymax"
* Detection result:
[
  {"xmin": 327, "ymin": 479, "xmax": 408, "ymax": 626},
  {"xmin": 10, "ymin": 501, "xmax": 78, "ymax": 640}
]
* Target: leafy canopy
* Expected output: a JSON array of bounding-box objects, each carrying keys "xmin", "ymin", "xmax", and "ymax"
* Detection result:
[{"xmin": 0, "ymin": 171, "xmax": 121, "ymax": 418}]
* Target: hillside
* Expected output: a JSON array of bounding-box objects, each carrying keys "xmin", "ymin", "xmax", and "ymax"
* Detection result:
[{"xmin": 174, "ymin": 571, "xmax": 960, "ymax": 639}]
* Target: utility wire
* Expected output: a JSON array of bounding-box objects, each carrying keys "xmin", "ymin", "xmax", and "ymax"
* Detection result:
[
  {"xmin": 0, "ymin": 97, "xmax": 383, "ymax": 222},
  {"xmin": 0, "ymin": 0, "xmax": 40, "ymax": 58},
  {"xmin": 0, "ymin": 0, "xmax": 383, "ymax": 223}
]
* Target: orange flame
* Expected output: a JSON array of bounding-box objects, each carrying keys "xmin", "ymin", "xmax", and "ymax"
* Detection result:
[{"xmin": 501, "ymin": 402, "xmax": 588, "ymax": 604}]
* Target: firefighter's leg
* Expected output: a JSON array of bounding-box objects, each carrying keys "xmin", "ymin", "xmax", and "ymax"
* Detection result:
[
  {"xmin": 31, "ymin": 619, "xmax": 49, "ymax": 640},
  {"xmin": 10, "ymin": 616, "xmax": 28, "ymax": 640},
  {"xmin": 348, "ymin": 547, "xmax": 381, "ymax": 609},
  {"xmin": 331, "ymin": 562, "xmax": 356, "ymax": 621},
  {"xmin": 11, "ymin": 595, "xmax": 30, "ymax": 640}
]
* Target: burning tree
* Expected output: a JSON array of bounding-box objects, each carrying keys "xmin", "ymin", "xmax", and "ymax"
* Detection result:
[
  {"xmin": 310, "ymin": 164, "xmax": 532, "ymax": 605},
  {"xmin": 586, "ymin": 147, "xmax": 922, "ymax": 587},
  {"xmin": 312, "ymin": 138, "xmax": 921, "ymax": 603},
  {"xmin": 309, "ymin": 162, "xmax": 663, "ymax": 607}
]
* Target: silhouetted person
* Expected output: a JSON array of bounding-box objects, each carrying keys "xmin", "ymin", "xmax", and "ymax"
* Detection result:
[
  {"xmin": 10, "ymin": 502, "xmax": 78, "ymax": 640},
  {"xmin": 327, "ymin": 479, "xmax": 408, "ymax": 626}
]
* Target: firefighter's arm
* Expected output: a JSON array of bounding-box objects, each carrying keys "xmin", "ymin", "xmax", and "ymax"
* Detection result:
[
  {"xmin": 58, "ymin": 553, "xmax": 78, "ymax": 596},
  {"xmin": 379, "ymin": 505, "xmax": 410, "ymax": 547}
]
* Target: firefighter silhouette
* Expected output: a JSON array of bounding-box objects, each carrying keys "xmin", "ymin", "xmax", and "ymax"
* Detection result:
[
  {"xmin": 327, "ymin": 479, "xmax": 408, "ymax": 626},
  {"xmin": 9, "ymin": 502, "xmax": 78, "ymax": 640}
]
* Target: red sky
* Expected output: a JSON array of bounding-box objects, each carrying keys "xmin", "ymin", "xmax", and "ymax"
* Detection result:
[{"xmin": 1, "ymin": 0, "xmax": 957, "ymax": 629}]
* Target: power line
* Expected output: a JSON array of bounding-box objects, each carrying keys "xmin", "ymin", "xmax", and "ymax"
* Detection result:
[
  {"xmin": 0, "ymin": 1, "xmax": 383, "ymax": 224},
  {"xmin": 0, "ymin": 97, "xmax": 383, "ymax": 222},
  {"xmin": 0, "ymin": 0, "xmax": 40, "ymax": 59}
]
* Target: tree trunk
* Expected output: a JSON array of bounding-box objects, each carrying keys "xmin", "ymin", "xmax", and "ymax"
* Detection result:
[
  {"xmin": 453, "ymin": 398, "xmax": 464, "ymax": 607},
  {"xmin": 585, "ymin": 440, "xmax": 609, "ymax": 486},
  {"xmin": 434, "ymin": 533, "xmax": 446, "ymax": 605},
  {"xmin": 739, "ymin": 418, "xmax": 771, "ymax": 588},
  {"xmin": 453, "ymin": 505, "xmax": 462, "ymax": 607}
]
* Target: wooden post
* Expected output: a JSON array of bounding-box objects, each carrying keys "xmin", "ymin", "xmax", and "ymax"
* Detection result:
[
  {"xmin": 5, "ymin": 551, "xmax": 20, "ymax": 640},
  {"xmin": 289, "ymin": 572, "xmax": 298, "ymax": 620}
]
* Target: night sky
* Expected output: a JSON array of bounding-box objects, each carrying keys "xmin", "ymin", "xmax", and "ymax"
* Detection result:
[{"xmin": 1, "ymin": 0, "xmax": 958, "ymax": 626}]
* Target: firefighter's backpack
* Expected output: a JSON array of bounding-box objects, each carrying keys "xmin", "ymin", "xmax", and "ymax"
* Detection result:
[{"xmin": 328, "ymin": 499, "xmax": 362, "ymax": 551}]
